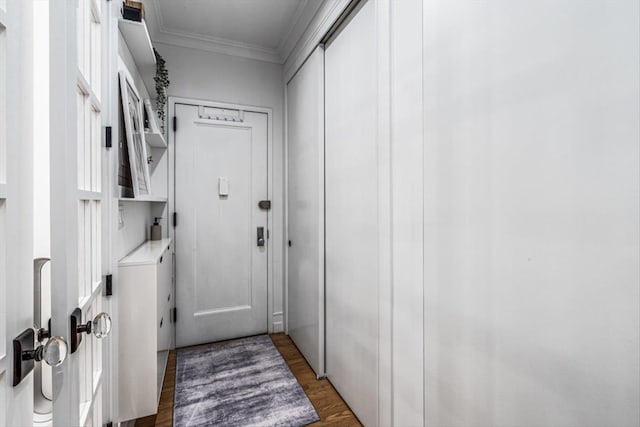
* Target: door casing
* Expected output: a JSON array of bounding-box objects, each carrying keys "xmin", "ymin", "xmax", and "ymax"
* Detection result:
[{"xmin": 168, "ymin": 97, "xmax": 275, "ymax": 342}]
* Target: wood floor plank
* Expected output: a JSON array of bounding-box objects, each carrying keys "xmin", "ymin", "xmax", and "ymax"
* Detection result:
[{"xmin": 136, "ymin": 333, "xmax": 361, "ymax": 426}]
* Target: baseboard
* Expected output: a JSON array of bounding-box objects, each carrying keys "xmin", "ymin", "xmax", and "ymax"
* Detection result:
[{"xmin": 272, "ymin": 311, "xmax": 284, "ymax": 333}]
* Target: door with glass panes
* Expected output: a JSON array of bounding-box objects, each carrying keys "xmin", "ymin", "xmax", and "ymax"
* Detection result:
[
  {"xmin": 0, "ymin": 0, "xmax": 37, "ymax": 424},
  {"xmin": 49, "ymin": 0, "xmax": 112, "ymax": 425}
]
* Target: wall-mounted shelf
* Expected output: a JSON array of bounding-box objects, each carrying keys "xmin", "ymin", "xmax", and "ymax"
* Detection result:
[
  {"xmin": 118, "ymin": 19, "xmax": 156, "ymax": 87},
  {"xmin": 119, "ymin": 196, "xmax": 168, "ymax": 203},
  {"xmin": 145, "ymin": 131, "xmax": 167, "ymax": 148}
]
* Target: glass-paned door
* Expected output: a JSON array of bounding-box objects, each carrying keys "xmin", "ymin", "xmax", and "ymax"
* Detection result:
[
  {"xmin": 50, "ymin": 0, "xmax": 111, "ymax": 425},
  {"xmin": 0, "ymin": 1, "xmax": 37, "ymax": 425}
]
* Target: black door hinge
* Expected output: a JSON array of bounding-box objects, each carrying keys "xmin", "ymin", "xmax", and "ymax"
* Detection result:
[
  {"xmin": 173, "ymin": 212, "xmax": 177, "ymax": 227},
  {"xmin": 105, "ymin": 274, "xmax": 113, "ymax": 296},
  {"xmin": 173, "ymin": 307, "xmax": 177, "ymax": 322},
  {"xmin": 105, "ymin": 126, "xmax": 112, "ymax": 148},
  {"xmin": 173, "ymin": 116, "xmax": 177, "ymax": 132}
]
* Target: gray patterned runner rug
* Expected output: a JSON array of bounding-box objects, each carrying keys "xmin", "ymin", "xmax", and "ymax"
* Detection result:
[{"xmin": 174, "ymin": 334, "xmax": 320, "ymax": 427}]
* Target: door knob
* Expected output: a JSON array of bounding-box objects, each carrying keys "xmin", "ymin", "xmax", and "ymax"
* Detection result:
[
  {"xmin": 70, "ymin": 309, "xmax": 112, "ymax": 353},
  {"xmin": 13, "ymin": 329, "xmax": 68, "ymax": 386},
  {"xmin": 92, "ymin": 312, "xmax": 112, "ymax": 338},
  {"xmin": 26, "ymin": 336, "xmax": 68, "ymax": 367}
]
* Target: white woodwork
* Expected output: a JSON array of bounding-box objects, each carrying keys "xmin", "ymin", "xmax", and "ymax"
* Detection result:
[
  {"xmin": 174, "ymin": 104, "xmax": 269, "ymax": 347},
  {"xmin": 389, "ymin": 0, "xmax": 424, "ymax": 425},
  {"xmin": 118, "ymin": 238, "xmax": 173, "ymax": 421},
  {"xmin": 144, "ymin": 0, "xmax": 324, "ymax": 64},
  {"xmin": 144, "ymin": 131, "xmax": 167, "ymax": 148},
  {"xmin": 117, "ymin": 18, "xmax": 156, "ymax": 88},
  {"xmin": 0, "ymin": 1, "xmax": 34, "ymax": 424},
  {"xmin": 118, "ymin": 195, "xmax": 167, "ymax": 203},
  {"xmin": 49, "ymin": 0, "xmax": 110, "ymax": 424},
  {"xmin": 422, "ymin": 1, "xmax": 640, "ymax": 426},
  {"xmin": 286, "ymin": 46, "xmax": 325, "ymax": 378},
  {"xmin": 324, "ymin": 1, "xmax": 378, "ymax": 425},
  {"xmin": 283, "ymin": 0, "xmax": 350, "ymax": 83}
]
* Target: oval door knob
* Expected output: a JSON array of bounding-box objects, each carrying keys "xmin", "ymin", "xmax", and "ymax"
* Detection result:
[
  {"xmin": 92, "ymin": 312, "xmax": 112, "ymax": 338},
  {"xmin": 40, "ymin": 336, "xmax": 68, "ymax": 367}
]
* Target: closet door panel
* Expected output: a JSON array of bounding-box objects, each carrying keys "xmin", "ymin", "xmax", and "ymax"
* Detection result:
[
  {"xmin": 287, "ymin": 46, "xmax": 325, "ymax": 377},
  {"xmin": 325, "ymin": 1, "xmax": 378, "ymax": 425}
]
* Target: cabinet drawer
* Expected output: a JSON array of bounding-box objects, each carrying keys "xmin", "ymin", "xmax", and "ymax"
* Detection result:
[
  {"xmin": 157, "ymin": 303, "xmax": 172, "ymax": 352},
  {"xmin": 156, "ymin": 247, "xmax": 172, "ymax": 322}
]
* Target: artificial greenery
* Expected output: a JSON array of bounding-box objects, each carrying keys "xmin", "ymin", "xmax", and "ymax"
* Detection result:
[{"xmin": 153, "ymin": 48, "xmax": 170, "ymax": 132}]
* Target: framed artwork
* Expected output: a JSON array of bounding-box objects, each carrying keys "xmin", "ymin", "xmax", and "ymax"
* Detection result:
[
  {"xmin": 119, "ymin": 70, "xmax": 151, "ymax": 197},
  {"xmin": 144, "ymin": 98, "xmax": 161, "ymax": 134}
]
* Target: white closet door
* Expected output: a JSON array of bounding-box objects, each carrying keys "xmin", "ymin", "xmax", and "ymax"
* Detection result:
[
  {"xmin": 325, "ymin": 1, "xmax": 378, "ymax": 425},
  {"xmin": 286, "ymin": 46, "xmax": 325, "ymax": 378}
]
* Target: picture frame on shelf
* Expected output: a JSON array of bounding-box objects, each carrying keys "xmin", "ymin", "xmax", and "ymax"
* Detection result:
[
  {"xmin": 119, "ymin": 70, "xmax": 152, "ymax": 197},
  {"xmin": 144, "ymin": 98, "xmax": 161, "ymax": 134}
]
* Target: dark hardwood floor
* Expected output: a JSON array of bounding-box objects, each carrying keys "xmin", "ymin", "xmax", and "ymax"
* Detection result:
[
  {"xmin": 270, "ymin": 333, "xmax": 362, "ymax": 427},
  {"xmin": 135, "ymin": 333, "xmax": 361, "ymax": 426}
]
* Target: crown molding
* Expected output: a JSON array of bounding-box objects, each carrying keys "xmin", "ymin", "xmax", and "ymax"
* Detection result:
[
  {"xmin": 152, "ymin": 28, "xmax": 283, "ymax": 64},
  {"xmin": 144, "ymin": 0, "xmax": 324, "ymax": 64},
  {"xmin": 284, "ymin": 0, "xmax": 350, "ymax": 82}
]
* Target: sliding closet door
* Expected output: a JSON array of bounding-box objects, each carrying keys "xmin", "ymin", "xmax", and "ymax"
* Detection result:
[
  {"xmin": 287, "ymin": 46, "xmax": 325, "ymax": 378},
  {"xmin": 325, "ymin": 1, "xmax": 378, "ymax": 425}
]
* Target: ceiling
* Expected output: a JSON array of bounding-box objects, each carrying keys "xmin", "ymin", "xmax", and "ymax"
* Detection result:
[{"xmin": 143, "ymin": 0, "xmax": 324, "ymax": 64}]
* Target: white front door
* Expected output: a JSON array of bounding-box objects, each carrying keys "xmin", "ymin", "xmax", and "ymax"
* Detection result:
[
  {"xmin": 0, "ymin": 1, "xmax": 36, "ymax": 425},
  {"xmin": 175, "ymin": 103, "xmax": 269, "ymax": 347},
  {"xmin": 49, "ymin": 0, "xmax": 111, "ymax": 425}
]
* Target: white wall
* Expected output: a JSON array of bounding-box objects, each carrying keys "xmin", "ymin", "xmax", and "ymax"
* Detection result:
[
  {"xmin": 422, "ymin": 1, "xmax": 640, "ymax": 426},
  {"xmin": 154, "ymin": 42, "xmax": 286, "ymax": 331}
]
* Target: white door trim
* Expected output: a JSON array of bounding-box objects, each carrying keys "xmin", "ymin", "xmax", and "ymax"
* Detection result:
[{"xmin": 168, "ymin": 96, "xmax": 276, "ymax": 336}]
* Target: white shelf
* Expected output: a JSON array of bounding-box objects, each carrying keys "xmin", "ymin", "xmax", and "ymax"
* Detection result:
[
  {"xmin": 119, "ymin": 238, "xmax": 172, "ymax": 266},
  {"xmin": 119, "ymin": 195, "xmax": 167, "ymax": 203},
  {"xmin": 118, "ymin": 18, "xmax": 156, "ymax": 79},
  {"xmin": 145, "ymin": 131, "xmax": 167, "ymax": 148}
]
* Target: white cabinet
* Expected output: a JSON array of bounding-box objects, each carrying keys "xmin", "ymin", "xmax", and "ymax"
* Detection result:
[{"xmin": 117, "ymin": 238, "xmax": 173, "ymax": 422}]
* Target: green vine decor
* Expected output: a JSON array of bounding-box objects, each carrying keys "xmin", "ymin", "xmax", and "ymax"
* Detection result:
[{"xmin": 153, "ymin": 48, "xmax": 170, "ymax": 132}]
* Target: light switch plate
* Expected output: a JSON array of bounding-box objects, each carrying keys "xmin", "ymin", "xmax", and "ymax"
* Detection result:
[{"xmin": 218, "ymin": 177, "xmax": 229, "ymax": 196}]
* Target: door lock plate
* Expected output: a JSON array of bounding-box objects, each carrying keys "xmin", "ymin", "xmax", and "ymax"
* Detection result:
[
  {"xmin": 257, "ymin": 227, "xmax": 265, "ymax": 247},
  {"xmin": 70, "ymin": 308, "xmax": 83, "ymax": 354},
  {"xmin": 12, "ymin": 328, "xmax": 35, "ymax": 387}
]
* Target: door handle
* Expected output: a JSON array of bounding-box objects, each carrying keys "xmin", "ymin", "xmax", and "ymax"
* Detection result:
[
  {"xmin": 257, "ymin": 227, "xmax": 265, "ymax": 247},
  {"xmin": 70, "ymin": 308, "xmax": 112, "ymax": 354},
  {"xmin": 13, "ymin": 329, "xmax": 68, "ymax": 386}
]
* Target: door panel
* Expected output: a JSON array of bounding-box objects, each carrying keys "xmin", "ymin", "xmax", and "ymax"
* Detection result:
[
  {"xmin": 325, "ymin": 1, "xmax": 378, "ymax": 425},
  {"xmin": 0, "ymin": 1, "xmax": 35, "ymax": 424},
  {"xmin": 175, "ymin": 104, "xmax": 268, "ymax": 347},
  {"xmin": 50, "ymin": 0, "xmax": 110, "ymax": 425},
  {"xmin": 286, "ymin": 46, "xmax": 325, "ymax": 378}
]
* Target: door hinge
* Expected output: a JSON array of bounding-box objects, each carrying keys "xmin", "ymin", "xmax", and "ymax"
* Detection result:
[
  {"xmin": 173, "ymin": 212, "xmax": 177, "ymax": 227},
  {"xmin": 105, "ymin": 274, "xmax": 113, "ymax": 296},
  {"xmin": 173, "ymin": 307, "xmax": 177, "ymax": 322},
  {"xmin": 105, "ymin": 126, "xmax": 112, "ymax": 148},
  {"xmin": 103, "ymin": 422, "xmax": 113, "ymax": 427},
  {"xmin": 173, "ymin": 116, "xmax": 177, "ymax": 132},
  {"xmin": 267, "ymin": 229, "xmax": 270, "ymax": 239}
]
